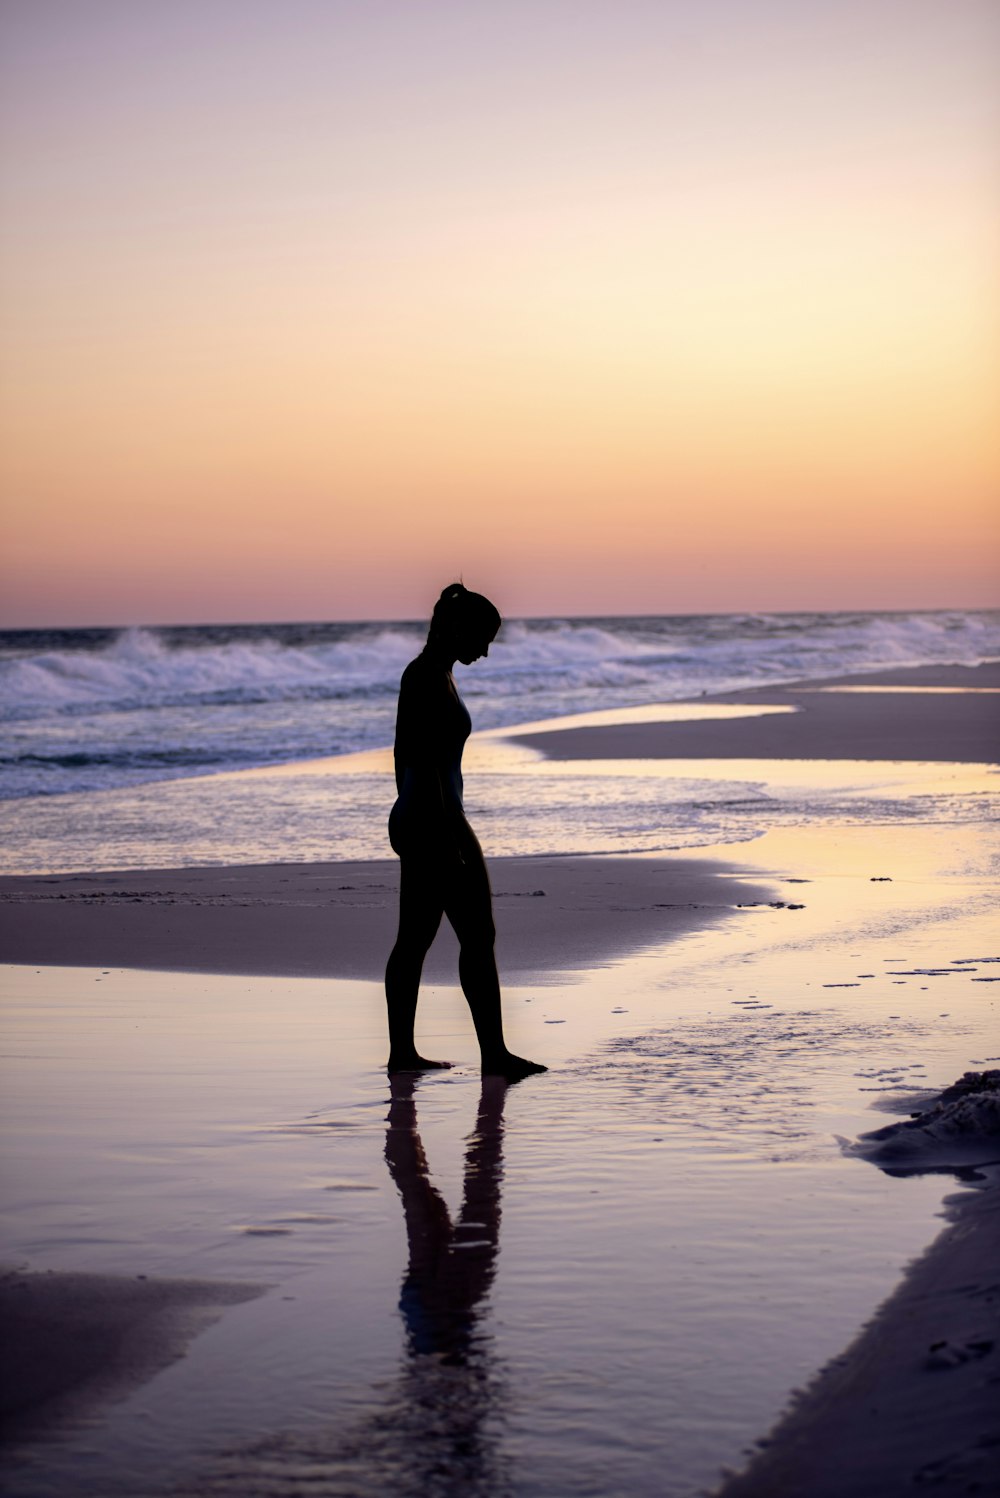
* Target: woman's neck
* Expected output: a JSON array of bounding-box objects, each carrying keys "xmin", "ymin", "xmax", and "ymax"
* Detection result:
[{"xmin": 423, "ymin": 639, "xmax": 456, "ymax": 671}]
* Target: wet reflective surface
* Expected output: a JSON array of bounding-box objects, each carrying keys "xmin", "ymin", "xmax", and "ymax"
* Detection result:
[
  {"xmin": 1, "ymin": 822, "xmax": 996, "ymax": 1496},
  {"xmin": 1, "ymin": 715, "xmax": 994, "ymax": 872}
]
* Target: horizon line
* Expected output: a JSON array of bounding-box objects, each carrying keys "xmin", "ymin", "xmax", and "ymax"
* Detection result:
[{"xmin": 2, "ymin": 602, "xmax": 998, "ymax": 634}]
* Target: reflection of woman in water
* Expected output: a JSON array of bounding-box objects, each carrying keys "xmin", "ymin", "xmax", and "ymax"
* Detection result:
[
  {"xmin": 266, "ymin": 1075, "xmax": 512, "ymax": 1490},
  {"xmin": 386, "ymin": 1072, "xmax": 507, "ymax": 1363},
  {"xmin": 374, "ymin": 1073, "xmax": 512, "ymax": 1490},
  {"xmin": 385, "ymin": 584, "xmax": 546, "ymax": 1079}
]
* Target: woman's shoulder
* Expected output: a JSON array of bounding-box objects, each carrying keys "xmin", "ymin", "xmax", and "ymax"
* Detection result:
[{"xmin": 400, "ymin": 651, "xmax": 450, "ymax": 694}]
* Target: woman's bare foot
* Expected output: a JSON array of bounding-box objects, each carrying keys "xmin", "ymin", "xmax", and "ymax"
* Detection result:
[
  {"xmin": 387, "ymin": 1051, "xmax": 453, "ymax": 1073},
  {"xmin": 481, "ymin": 1052, "xmax": 548, "ymax": 1082}
]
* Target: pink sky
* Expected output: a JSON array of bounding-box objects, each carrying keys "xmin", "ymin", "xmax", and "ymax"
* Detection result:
[{"xmin": 1, "ymin": 0, "xmax": 997, "ymax": 626}]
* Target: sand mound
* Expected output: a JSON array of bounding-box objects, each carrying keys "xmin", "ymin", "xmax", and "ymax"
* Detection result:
[{"xmin": 845, "ymin": 1070, "xmax": 1000, "ymax": 1172}]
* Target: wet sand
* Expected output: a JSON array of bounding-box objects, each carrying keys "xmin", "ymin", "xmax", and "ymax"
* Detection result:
[
  {"xmin": 511, "ymin": 661, "xmax": 1000, "ymax": 763},
  {"xmin": 716, "ymin": 1177, "xmax": 1000, "ymax": 1498},
  {"xmin": 1, "ymin": 663, "xmax": 998, "ymax": 1495},
  {"xmin": 3, "ymin": 873, "xmax": 995, "ymax": 1496},
  {"xmin": 0, "ymin": 856, "xmax": 768, "ymax": 984},
  {"xmin": 0, "ymin": 1268, "xmax": 268, "ymax": 1445}
]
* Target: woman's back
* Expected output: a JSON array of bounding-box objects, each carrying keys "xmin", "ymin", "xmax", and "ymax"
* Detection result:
[{"xmin": 393, "ymin": 650, "xmax": 472, "ymax": 804}]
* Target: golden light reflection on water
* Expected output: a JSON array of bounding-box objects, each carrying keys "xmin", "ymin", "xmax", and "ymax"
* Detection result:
[
  {"xmin": 689, "ymin": 818, "xmax": 999, "ymax": 885},
  {"xmin": 483, "ymin": 701, "xmax": 797, "ymax": 735},
  {"xmin": 1, "ymin": 688, "xmax": 996, "ymax": 874},
  {"xmin": 217, "ymin": 731, "xmax": 997, "ymax": 808},
  {"xmin": 1, "ymin": 817, "xmax": 996, "ymax": 1496},
  {"xmin": 208, "ymin": 702, "xmax": 997, "ymax": 801},
  {"xmin": 1, "ymin": 729, "xmax": 995, "ymax": 873},
  {"xmin": 215, "ymin": 703, "xmax": 795, "ymax": 781}
]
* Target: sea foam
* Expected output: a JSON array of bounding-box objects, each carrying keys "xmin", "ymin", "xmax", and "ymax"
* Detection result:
[{"xmin": 1, "ymin": 609, "xmax": 997, "ymax": 800}]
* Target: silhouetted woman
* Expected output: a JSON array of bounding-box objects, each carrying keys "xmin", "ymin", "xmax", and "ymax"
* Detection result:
[{"xmin": 385, "ymin": 584, "xmax": 546, "ymax": 1080}]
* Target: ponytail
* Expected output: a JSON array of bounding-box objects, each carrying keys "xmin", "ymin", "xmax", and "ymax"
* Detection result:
[{"xmin": 428, "ymin": 582, "xmax": 501, "ymax": 643}]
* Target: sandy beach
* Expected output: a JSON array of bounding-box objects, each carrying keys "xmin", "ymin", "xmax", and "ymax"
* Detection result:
[
  {"xmin": 0, "ymin": 856, "xmax": 771, "ymax": 985},
  {"xmin": 715, "ymin": 1171, "xmax": 1000, "ymax": 1498},
  {"xmin": 1, "ymin": 663, "xmax": 998, "ymax": 1496},
  {"xmin": 5, "ymin": 0, "xmax": 998, "ymax": 1485},
  {"xmin": 511, "ymin": 660, "xmax": 1000, "ymax": 763}
]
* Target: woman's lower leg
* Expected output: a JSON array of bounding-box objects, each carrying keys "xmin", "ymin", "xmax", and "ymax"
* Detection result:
[
  {"xmin": 459, "ymin": 943, "xmax": 547, "ymax": 1078},
  {"xmin": 458, "ymin": 945, "xmax": 506, "ymax": 1060},
  {"xmin": 385, "ymin": 942, "xmax": 421, "ymax": 1058},
  {"xmin": 385, "ymin": 941, "xmax": 455, "ymax": 1070}
]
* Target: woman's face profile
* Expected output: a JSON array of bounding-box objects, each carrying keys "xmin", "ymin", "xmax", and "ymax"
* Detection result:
[{"xmin": 455, "ymin": 624, "xmax": 498, "ymax": 666}]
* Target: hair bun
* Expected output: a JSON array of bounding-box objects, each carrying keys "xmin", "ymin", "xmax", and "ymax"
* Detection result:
[{"xmin": 427, "ymin": 582, "xmax": 501, "ymax": 644}]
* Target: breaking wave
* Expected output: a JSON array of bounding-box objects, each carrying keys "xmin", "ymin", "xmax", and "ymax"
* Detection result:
[
  {"xmin": 3, "ymin": 609, "xmax": 997, "ymax": 720},
  {"xmin": 0, "ymin": 609, "xmax": 997, "ymax": 799}
]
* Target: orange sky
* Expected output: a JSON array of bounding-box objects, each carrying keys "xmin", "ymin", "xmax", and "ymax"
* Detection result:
[{"xmin": 1, "ymin": 0, "xmax": 997, "ymax": 625}]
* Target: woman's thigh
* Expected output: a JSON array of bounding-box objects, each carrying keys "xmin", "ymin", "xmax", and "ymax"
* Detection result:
[
  {"xmin": 396, "ymin": 856, "xmax": 446, "ymax": 951},
  {"xmin": 442, "ymin": 830, "xmax": 495, "ymax": 948}
]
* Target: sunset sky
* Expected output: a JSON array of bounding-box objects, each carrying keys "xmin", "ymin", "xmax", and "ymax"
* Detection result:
[{"xmin": 1, "ymin": 0, "xmax": 997, "ymax": 626}]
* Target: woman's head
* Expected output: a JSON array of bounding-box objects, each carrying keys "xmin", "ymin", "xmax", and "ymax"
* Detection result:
[{"xmin": 428, "ymin": 583, "xmax": 501, "ymax": 664}]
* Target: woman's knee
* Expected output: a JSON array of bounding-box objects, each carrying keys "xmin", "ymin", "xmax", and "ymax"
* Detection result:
[
  {"xmin": 456, "ymin": 912, "xmax": 496, "ymax": 953},
  {"xmin": 395, "ymin": 912, "xmax": 442, "ymax": 956}
]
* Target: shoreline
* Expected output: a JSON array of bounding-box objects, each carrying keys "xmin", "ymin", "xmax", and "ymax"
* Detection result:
[
  {"xmin": 1, "ymin": 660, "xmax": 995, "ymax": 881},
  {"xmin": 510, "ymin": 660, "xmax": 1000, "ymax": 763},
  {"xmin": 715, "ymin": 1172, "xmax": 1000, "ymax": 1498}
]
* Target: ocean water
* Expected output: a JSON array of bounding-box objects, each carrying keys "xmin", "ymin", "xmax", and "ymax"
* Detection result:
[
  {"xmin": 2, "ymin": 610, "xmax": 998, "ymax": 801},
  {"xmin": 1, "ymin": 610, "xmax": 997, "ymax": 874}
]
